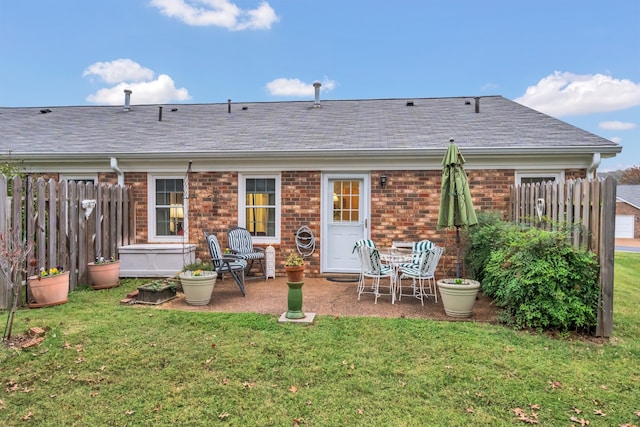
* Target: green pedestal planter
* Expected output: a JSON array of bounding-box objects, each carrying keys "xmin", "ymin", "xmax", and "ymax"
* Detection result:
[{"xmin": 286, "ymin": 281, "xmax": 305, "ymax": 319}]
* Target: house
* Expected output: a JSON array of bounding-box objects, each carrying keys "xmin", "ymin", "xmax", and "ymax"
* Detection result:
[
  {"xmin": 0, "ymin": 90, "xmax": 622, "ymax": 276},
  {"xmin": 616, "ymin": 185, "xmax": 640, "ymax": 239}
]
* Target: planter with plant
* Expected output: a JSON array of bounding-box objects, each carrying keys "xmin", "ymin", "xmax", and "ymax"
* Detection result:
[
  {"xmin": 179, "ymin": 269, "xmax": 218, "ymax": 306},
  {"xmin": 88, "ymin": 256, "xmax": 120, "ymax": 290},
  {"xmin": 28, "ymin": 267, "xmax": 70, "ymax": 308},
  {"xmin": 436, "ymin": 278, "xmax": 481, "ymax": 317},
  {"xmin": 136, "ymin": 279, "xmax": 178, "ymax": 305},
  {"xmin": 283, "ymin": 252, "xmax": 305, "ymax": 319},
  {"xmin": 284, "ymin": 252, "xmax": 304, "ymax": 282}
]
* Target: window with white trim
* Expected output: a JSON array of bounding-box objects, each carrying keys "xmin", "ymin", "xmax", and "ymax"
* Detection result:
[
  {"xmin": 515, "ymin": 171, "xmax": 564, "ymax": 186},
  {"xmin": 60, "ymin": 174, "xmax": 97, "ymax": 185},
  {"xmin": 148, "ymin": 175, "xmax": 186, "ymax": 241},
  {"xmin": 238, "ymin": 174, "xmax": 281, "ymax": 244}
]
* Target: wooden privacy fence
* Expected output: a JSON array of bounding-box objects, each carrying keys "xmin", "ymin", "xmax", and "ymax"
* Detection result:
[
  {"xmin": 508, "ymin": 176, "xmax": 617, "ymax": 337},
  {"xmin": 0, "ymin": 175, "xmax": 135, "ymax": 309}
]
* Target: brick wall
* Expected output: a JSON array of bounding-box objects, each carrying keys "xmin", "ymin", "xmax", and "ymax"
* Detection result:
[{"xmin": 94, "ymin": 167, "xmax": 586, "ymax": 277}]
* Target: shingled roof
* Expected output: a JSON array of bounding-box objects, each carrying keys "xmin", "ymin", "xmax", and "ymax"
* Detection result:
[
  {"xmin": 0, "ymin": 96, "xmax": 620, "ymax": 161},
  {"xmin": 617, "ymin": 185, "xmax": 640, "ymax": 209}
]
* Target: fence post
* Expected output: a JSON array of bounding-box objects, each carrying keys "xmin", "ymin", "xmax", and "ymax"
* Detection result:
[{"xmin": 596, "ymin": 176, "xmax": 616, "ymax": 338}]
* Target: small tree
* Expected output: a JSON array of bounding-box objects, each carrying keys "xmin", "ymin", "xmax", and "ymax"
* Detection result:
[
  {"xmin": 1, "ymin": 231, "xmax": 33, "ymax": 340},
  {"xmin": 620, "ymin": 166, "xmax": 640, "ymax": 185}
]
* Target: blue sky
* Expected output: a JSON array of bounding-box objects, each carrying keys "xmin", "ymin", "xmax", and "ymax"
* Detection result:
[{"xmin": 1, "ymin": 0, "xmax": 639, "ymax": 171}]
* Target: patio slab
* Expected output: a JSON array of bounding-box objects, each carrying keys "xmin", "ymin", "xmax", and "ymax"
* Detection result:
[{"xmin": 154, "ymin": 275, "xmax": 499, "ymax": 322}]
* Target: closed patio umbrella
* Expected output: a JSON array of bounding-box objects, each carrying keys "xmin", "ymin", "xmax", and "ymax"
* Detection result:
[{"xmin": 437, "ymin": 139, "xmax": 478, "ymax": 277}]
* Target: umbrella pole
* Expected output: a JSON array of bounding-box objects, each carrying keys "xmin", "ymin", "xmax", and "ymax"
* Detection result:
[{"xmin": 455, "ymin": 226, "xmax": 461, "ymax": 278}]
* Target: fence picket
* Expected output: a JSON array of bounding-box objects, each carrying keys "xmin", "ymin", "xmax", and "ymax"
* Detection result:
[{"xmin": 0, "ymin": 175, "xmax": 134, "ymax": 308}]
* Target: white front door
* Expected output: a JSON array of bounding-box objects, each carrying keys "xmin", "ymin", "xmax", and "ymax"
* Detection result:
[{"xmin": 322, "ymin": 174, "xmax": 369, "ymax": 273}]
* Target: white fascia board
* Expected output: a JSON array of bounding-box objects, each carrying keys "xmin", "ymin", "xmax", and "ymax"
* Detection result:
[{"xmin": 13, "ymin": 147, "xmax": 614, "ymax": 174}]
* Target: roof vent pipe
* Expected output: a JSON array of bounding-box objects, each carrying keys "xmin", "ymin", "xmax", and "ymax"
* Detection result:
[
  {"xmin": 123, "ymin": 89, "xmax": 132, "ymax": 112},
  {"xmin": 313, "ymin": 82, "xmax": 321, "ymax": 108},
  {"xmin": 228, "ymin": 99, "xmax": 231, "ymax": 114},
  {"xmin": 158, "ymin": 106, "xmax": 163, "ymax": 121},
  {"xmin": 474, "ymin": 97, "xmax": 480, "ymax": 113}
]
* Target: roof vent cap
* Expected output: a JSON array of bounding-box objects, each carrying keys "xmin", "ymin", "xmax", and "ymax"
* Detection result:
[
  {"xmin": 123, "ymin": 89, "xmax": 132, "ymax": 112},
  {"xmin": 313, "ymin": 82, "xmax": 322, "ymax": 108}
]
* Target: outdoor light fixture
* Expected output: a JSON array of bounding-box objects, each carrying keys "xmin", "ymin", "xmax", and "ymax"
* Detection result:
[{"xmin": 380, "ymin": 175, "xmax": 388, "ymax": 188}]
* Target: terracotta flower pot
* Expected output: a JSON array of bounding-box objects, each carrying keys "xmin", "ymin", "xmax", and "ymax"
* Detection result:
[
  {"xmin": 179, "ymin": 271, "xmax": 218, "ymax": 306},
  {"xmin": 28, "ymin": 271, "xmax": 70, "ymax": 308},
  {"xmin": 88, "ymin": 261, "xmax": 121, "ymax": 289},
  {"xmin": 284, "ymin": 265, "xmax": 304, "ymax": 282}
]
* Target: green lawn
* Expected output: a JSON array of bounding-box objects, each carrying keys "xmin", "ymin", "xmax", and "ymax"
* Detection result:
[{"xmin": 1, "ymin": 253, "xmax": 639, "ymax": 426}]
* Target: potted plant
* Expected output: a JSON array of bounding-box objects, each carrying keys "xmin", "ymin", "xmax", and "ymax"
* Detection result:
[
  {"xmin": 436, "ymin": 278, "xmax": 481, "ymax": 317},
  {"xmin": 28, "ymin": 266, "xmax": 70, "ymax": 308},
  {"xmin": 136, "ymin": 279, "xmax": 178, "ymax": 305},
  {"xmin": 178, "ymin": 268, "xmax": 218, "ymax": 306},
  {"xmin": 88, "ymin": 256, "xmax": 120, "ymax": 290},
  {"xmin": 284, "ymin": 252, "xmax": 304, "ymax": 282}
]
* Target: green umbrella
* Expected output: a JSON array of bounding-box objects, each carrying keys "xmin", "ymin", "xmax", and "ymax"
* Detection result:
[{"xmin": 437, "ymin": 140, "xmax": 478, "ymax": 277}]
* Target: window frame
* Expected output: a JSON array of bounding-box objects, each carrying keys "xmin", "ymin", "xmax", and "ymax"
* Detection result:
[
  {"xmin": 60, "ymin": 174, "xmax": 97, "ymax": 184},
  {"xmin": 515, "ymin": 171, "xmax": 564, "ymax": 186},
  {"xmin": 147, "ymin": 174, "xmax": 187, "ymax": 242},
  {"xmin": 238, "ymin": 173, "xmax": 281, "ymax": 245}
]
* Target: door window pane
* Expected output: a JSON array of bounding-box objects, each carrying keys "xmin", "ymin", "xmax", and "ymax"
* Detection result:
[{"xmin": 332, "ymin": 180, "xmax": 360, "ymax": 222}]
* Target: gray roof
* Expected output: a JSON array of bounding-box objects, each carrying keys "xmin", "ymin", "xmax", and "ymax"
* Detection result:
[
  {"xmin": 0, "ymin": 96, "xmax": 621, "ymax": 169},
  {"xmin": 617, "ymin": 185, "xmax": 640, "ymax": 209}
]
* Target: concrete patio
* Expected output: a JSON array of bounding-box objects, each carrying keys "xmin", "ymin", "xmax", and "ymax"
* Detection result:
[{"xmin": 156, "ymin": 274, "xmax": 499, "ymax": 322}]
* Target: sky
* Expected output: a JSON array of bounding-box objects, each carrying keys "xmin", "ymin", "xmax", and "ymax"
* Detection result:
[{"xmin": 1, "ymin": 0, "xmax": 639, "ymax": 171}]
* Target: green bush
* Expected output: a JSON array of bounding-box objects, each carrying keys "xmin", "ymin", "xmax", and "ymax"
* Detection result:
[
  {"xmin": 464, "ymin": 211, "xmax": 517, "ymax": 282},
  {"xmin": 482, "ymin": 227, "xmax": 599, "ymax": 332}
]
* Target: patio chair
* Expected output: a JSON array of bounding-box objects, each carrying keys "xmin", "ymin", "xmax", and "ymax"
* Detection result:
[
  {"xmin": 354, "ymin": 244, "xmax": 396, "ymax": 304},
  {"xmin": 204, "ymin": 232, "xmax": 247, "ymax": 296},
  {"xmin": 227, "ymin": 227, "xmax": 266, "ymax": 279},
  {"xmin": 398, "ymin": 245, "xmax": 444, "ymax": 305},
  {"xmin": 399, "ymin": 239, "xmax": 435, "ymax": 269}
]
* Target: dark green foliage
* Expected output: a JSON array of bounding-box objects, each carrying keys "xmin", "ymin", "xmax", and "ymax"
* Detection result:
[
  {"xmin": 464, "ymin": 211, "xmax": 517, "ymax": 282},
  {"xmin": 482, "ymin": 228, "xmax": 599, "ymax": 332}
]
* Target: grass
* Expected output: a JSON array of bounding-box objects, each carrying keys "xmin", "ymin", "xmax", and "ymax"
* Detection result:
[{"xmin": 1, "ymin": 253, "xmax": 639, "ymax": 426}]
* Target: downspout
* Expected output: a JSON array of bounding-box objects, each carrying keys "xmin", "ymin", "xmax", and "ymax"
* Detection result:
[
  {"xmin": 110, "ymin": 157, "xmax": 124, "ymax": 186},
  {"xmin": 587, "ymin": 152, "xmax": 601, "ymax": 181}
]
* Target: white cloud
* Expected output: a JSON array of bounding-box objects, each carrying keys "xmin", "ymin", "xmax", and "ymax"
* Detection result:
[
  {"xmin": 84, "ymin": 59, "xmax": 190, "ymax": 104},
  {"xmin": 514, "ymin": 71, "xmax": 640, "ymax": 117},
  {"xmin": 610, "ymin": 136, "xmax": 622, "ymax": 143},
  {"xmin": 83, "ymin": 59, "xmax": 154, "ymax": 84},
  {"xmin": 599, "ymin": 120, "xmax": 637, "ymax": 131},
  {"xmin": 266, "ymin": 77, "xmax": 336, "ymax": 97},
  {"xmin": 149, "ymin": 0, "xmax": 278, "ymax": 30}
]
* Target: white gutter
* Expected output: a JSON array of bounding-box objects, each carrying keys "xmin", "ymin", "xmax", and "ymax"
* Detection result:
[
  {"xmin": 587, "ymin": 152, "xmax": 601, "ymax": 181},
  {"xmin": 110, "ymin": 157, "xmax": 124, "ymax": 186}
]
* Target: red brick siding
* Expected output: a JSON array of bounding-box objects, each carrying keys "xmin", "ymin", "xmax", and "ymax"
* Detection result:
[{"xmin": 26, "ymin": 167, "xmax": 586, "ymax": 277}]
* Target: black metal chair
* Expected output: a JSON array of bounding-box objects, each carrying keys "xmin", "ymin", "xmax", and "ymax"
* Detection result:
[
  {"xmin": 227, "ymin": 226, "xmax": 266, "ymax": 279},
  {"xmin": 204, "ymin": 232, "xmax": 247, "ymax": 296}
]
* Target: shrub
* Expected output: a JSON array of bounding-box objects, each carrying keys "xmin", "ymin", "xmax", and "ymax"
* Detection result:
[
  {"xmin": 482, "ymin": 227, "xmax": 599, "ymax": 332},
  {"xmin": 464, "ymin": 211, "xmax": 517, "ymax": 282}
]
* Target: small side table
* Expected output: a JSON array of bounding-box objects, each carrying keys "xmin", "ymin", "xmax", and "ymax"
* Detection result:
[{"xmin": 265, "ymin": 245, "xmax": 276, "ymax": 279}]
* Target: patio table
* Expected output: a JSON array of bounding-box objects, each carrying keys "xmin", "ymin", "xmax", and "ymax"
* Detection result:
[{"xmin": 379, "ymin": 248, "xmax": 413, "ymax": 303}]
